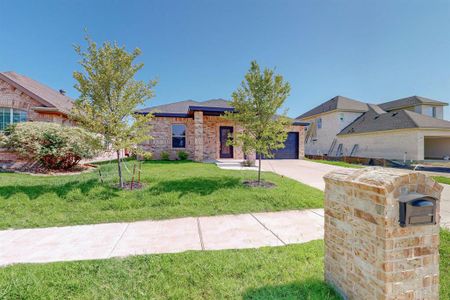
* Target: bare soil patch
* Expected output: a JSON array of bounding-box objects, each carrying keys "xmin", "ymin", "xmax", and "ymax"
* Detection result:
[
  {"xmin": 243, "ymin": 180, "xmax": 276, "ymax": 188},
  {"xmin": 116, "ymin": 181, "xmax": 145, "ymax": 190}
]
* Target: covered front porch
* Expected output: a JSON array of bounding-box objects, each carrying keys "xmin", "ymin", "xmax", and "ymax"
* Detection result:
[{"xmin": 192, "ymin": 109, "xmax": 245, "ymax": 162}]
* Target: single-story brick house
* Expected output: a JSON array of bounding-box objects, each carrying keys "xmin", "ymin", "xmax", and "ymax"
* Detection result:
[
  {"xmin": 137, "ymin": 99, "xmax": 307, "ymax": 161},
  {"xmin": 0, "ymin": 71, "xmax": 73, "ymax": 161},
  {"xmin": 0, "ymin": 71, "xmax": 73, "ymax": 127}
]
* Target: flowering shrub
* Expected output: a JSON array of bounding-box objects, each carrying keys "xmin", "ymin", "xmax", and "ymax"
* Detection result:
[
  {"xmin": 5, "ymin": 122, "xmax": 101, "ymax": 170},
  {"xmin": 138, "ymin": 150, "xmax": 153, "ymax": 161},
  {"xmin": 0, "ymin": 132, "xmax": 6, "ymax": 148}
]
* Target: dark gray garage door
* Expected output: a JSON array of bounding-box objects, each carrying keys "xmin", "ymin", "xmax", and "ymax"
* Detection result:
[{"xmin": 256, "ymin": 132, "xmax": 299, "ymax": 159}]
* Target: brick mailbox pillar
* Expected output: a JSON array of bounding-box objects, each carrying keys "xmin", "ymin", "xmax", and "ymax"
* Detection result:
[{"xmin": 323, "ymin": 168, "xmax": 442, "ymax": 300}]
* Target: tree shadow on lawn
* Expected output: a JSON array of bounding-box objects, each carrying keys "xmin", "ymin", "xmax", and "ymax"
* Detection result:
[
  {"xmin": 0, "ymin": 179, "xmax": 118, "ymax": 201},
  {"xmin": 242, "ymin": 280, "xmax": 340, "ymax": 300},
  {"xmin": 150, "ymin": 176, "xmax": 242, "ymax": 198}
]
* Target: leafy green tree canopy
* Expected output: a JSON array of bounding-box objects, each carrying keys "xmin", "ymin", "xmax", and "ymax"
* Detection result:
[
  {"xmin": 225, "ymin": 61, "xmax": 291, "ymax": 183},
  {"xmin": 71, "ymin": 36, "xmax": 155, "ymax": 187}
]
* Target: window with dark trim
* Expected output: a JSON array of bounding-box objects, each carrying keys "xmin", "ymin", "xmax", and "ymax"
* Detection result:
[{"xmin": 172, "ymin": 124, "xmax": 186, "ymax": 148}]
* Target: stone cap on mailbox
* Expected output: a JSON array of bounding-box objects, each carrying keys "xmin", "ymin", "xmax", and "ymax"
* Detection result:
[{"xmin": 323, "ymin": 167, "xmax": 443, "ymax": 200}]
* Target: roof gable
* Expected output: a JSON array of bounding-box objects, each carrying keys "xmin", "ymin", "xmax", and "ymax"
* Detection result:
[
  {"xmin": 296, "ymin": 96, "xmax": 369, "ymax": 119},
  {"xmin": 137, "ymin": 99, "xmax": 232, "ymax": 114},
  {"xmin": 404, "ymin": 110, "xmax": 450, "ymax": 128},
  {"xmin": 338, "ymin": 109, "xmax": 450, "ymax": 135},
  {"xmin": 0, "ymin": 71, "xmax": 74, "ymax": 114},
  {"xmin": 379, "ymin": 96, "xmax": 448, "ymax": 111}
]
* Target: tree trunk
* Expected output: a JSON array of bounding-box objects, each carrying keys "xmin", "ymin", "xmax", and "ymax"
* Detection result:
[
  {"xmin": 117, "ymin": 150, "xmax": 123, "ymax": 188},
  {"xmin": 258, "ymin": 155, "xmax": 262, "ymax": 185}
]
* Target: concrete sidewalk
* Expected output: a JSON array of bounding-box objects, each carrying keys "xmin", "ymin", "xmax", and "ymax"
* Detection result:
[{"xmin": 0, "ymin": 209, "xmax": 324, "ymax": 266}]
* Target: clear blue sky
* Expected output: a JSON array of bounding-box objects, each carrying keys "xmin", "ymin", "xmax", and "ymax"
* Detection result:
[{"xmin": 1, "ymin": 0, "xmax": 450, "ymax": 119}]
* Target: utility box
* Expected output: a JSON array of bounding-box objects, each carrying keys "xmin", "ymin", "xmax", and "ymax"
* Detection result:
[
  {"xmin": 399, "ymin": 193, "xmax": 437, "ymax": 227},
  {"xmin": 324, "ymin": 168, "xmax": 442, "ymax": 300}
]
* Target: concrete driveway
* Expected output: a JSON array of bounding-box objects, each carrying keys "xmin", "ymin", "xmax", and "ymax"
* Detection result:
[
  {"xmin": 260, "ymin": 159, "xmax": 450, "ymax": 229},
  {"xmin": 260, "ymin": 159, "xmax": 346, "ymax": 190},
  {"xmin": 441, "ymin": 185, "xmax": 450, "ymax": 229}
]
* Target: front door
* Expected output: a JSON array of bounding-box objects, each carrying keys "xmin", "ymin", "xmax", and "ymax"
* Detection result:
[{"xmin": 219, "ymin": 126, "xmax": 234, "ymax": 158}]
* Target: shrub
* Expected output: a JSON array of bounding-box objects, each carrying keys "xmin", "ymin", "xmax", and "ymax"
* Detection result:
[
  {"xmin": 0, "ymin": 132, "xmax": 7, "ymax": 148},
  {"xmin": 242, "ymin": 159, "xmax": 255, "ymax": 167},
  {"xmin": 177, "ymin": 151, "xmax": 188, "ymax": 160},
  {"xmin": 160, "ymin": 151, "xmax": 170, "ymax": 161},
  {"xmin": 6, "ymin": 122, "xmax": 102, "ymax": 170},
  {"xmin": 139, "ymin": 151, "xmax": 153, "ymax": 161}
]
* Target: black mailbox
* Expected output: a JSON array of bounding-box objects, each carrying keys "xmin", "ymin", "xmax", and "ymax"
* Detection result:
[{"xmin": 399, "ymin": 193, "xmax": 437, "ymax": 227}]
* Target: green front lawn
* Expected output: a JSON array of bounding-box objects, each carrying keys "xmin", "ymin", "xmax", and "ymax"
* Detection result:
[
  {"xmin": 433, "ymin": 176, "xmax": 450, "ymax": 185},
  {"xmin": 1, "ymin": 230, "xmax": 449, "ymax": 299},
  {"xmin": 0, "ymin": 240, "xmax": 338, "ymax": 300},
  {"xmin": 0, "ymin": 160, "xmax": 323, "ymax": 229}
]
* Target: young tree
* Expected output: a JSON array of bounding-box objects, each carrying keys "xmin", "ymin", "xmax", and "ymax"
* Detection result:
[
  {"xmin": 225, "ymin": 61, "xmax": 291, "ymax": 184},
  {"xmin": 71, "ymin": 36, "xmax": 155, "ymax": 188}
]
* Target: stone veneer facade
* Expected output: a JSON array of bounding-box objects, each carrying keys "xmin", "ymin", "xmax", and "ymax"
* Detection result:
[
  {"xmin": 324, "ymin": 168, "xmax": 441, "ymax": 300},
  {"xmin": 142, "ymin": 111, "xmax": 306, "ymax": 161}
]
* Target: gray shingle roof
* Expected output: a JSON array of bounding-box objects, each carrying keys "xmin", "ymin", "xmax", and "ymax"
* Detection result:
[
  {"xmin": 379, "ymin": 96, "xmax": 448, "ymax": 111},
  {"xmin": 367, "ymin": 104, "xmax": 386, "ymax": 114},
  {"xmin": 338, "ymin": 109, "xmax": 450, "ymax": 135},
  {"xmin": 137, "ymin": 99, "xmax": 231, "ymax": 114},
  {"xmin": 296, "ymin": 96, "xmax": 369, "ymax": 119},
  {"xmin": 0, "ymin": 71, "xmax": 74, "ymax": 114}
]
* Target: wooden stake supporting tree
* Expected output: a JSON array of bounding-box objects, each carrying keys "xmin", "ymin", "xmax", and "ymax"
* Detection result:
[
  {"xmin": 138, "ymin": 161, "xmax": 142, "ymax": 185},
  {"xmin": 130, "ymin": 163, "xmax": 136, "ymax": 190},
  {"xmin": 71, "ymin": 35, "xmax": 155, "ymax": 189}
]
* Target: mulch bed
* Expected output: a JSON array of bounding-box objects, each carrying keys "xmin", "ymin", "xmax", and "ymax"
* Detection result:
[
  {"xmin": 243, "ymin": 180, "xmax": 276, "ymax": 188},
  {"xmin": 0, "ymin": 161, "xmax": 97, "ymax": 176},
  {"xmin": 117, "ymin": 181, "xmax": 145, "ymax": 190}
]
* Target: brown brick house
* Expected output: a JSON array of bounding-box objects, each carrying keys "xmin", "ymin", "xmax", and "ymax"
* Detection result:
[
  {"xmin": 137, "ymin": 99, "xmax": 307, "ymax": 161},
  {"xmin": 0, "ymin": 71, "xmax": 73, "ymax": 127},
  {"xmin": 0, "ymin": 71, "xmax": 74, "ymax": 161}
]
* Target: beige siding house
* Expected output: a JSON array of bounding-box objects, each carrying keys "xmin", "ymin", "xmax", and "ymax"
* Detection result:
[
  {"xmin": 298, "ymin": 95, "xmax": 450, "ymax": 161},
  {"xmin": 137, "ymin": 99, "xmax": 306, "ymax": 161},
  {"xmin": 298, "ymin": 96, "xmax": 369, "ymax": 156}
]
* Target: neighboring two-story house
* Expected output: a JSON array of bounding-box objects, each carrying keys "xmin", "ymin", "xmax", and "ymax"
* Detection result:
[{"xmin": 298, "ymin": 95, "xmax": 450, "ymax": 161}]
